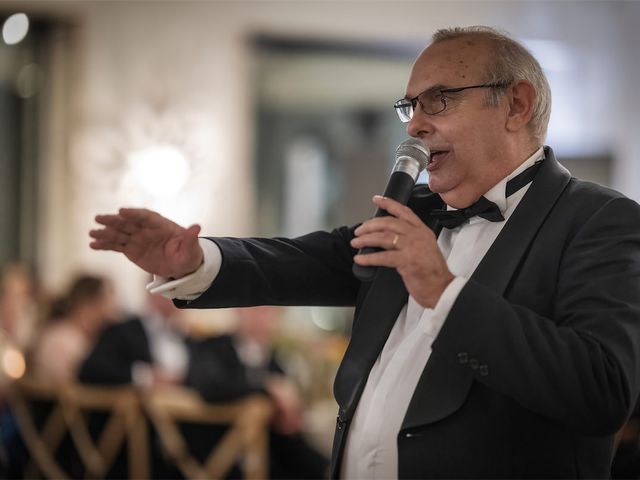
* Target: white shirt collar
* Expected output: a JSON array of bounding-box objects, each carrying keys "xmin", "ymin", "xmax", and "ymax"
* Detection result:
[{"xmin": 486, "ymin": 146, "xmax": 545, "ymax": 214}]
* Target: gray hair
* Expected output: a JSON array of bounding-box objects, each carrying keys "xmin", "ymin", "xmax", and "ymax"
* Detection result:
[{"xmin": 432, "ymin": 26, "xmax": 552, "ymax": 143}]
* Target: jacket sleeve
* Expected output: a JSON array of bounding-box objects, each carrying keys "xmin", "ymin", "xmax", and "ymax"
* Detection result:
[
  {"xmin": 436, "ymin": 195, "xmax": 640, "ymax": 435},
  {"xmin": 175, "ymin": 226, "xmax": 360, "ymax": 309}
]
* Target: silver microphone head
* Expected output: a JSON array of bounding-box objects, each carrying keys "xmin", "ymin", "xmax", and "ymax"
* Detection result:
[
  {"xmin": 393, "ymin": 138, "xmax": 430, "ymax": 181},
  {"xmin": 395, "ymin": 138, "xmax": 430, "ymax": 170}
]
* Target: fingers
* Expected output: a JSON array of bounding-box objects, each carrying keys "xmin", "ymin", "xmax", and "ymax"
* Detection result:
[
  {"xmin": 93, "ymin": 213, "xmax": 141, "ymax": 248},
  {"xmin": 94, "ymin": 208, "xmax": 174, "ymax": 232},
  {"xmin": 372, "ymin": 195, "xmax": 423, "ymax": 227},
  {"xmin": 89, "ymin": 228, "xmax": 130, "ymax": 244},
  {"xmin": 354, "ymin": 196, "xmax": 425, "ymax": 237},
  {"xmin": 118, "ymin": 208, "xmax": 174, "ymax": 229},
  {"xmin": 89, "ymin": 239, "xmax": 126, "ymax": 252},
  {"xmin": 91, "ymin": 208, "xmax": 183, "ymax": 253},
  {"xmin": 88, "ymin": 225, "xmax": 132, "ymax": 253},
  {"xmin": 353, "ymin": 250, "xmax": 398, "ymax": 268},
  {"xmin": 351, "ymin": 231, "xmax": 399, "ymax": 251},
  {"xmin": 355, "ymin": 217, "xmax": 404, "ymax": 236}
]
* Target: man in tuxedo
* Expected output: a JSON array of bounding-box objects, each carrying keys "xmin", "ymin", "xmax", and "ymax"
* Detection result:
[{"xmin": 89, "ymin": 26, "xmax": 640, "ymax": 478}]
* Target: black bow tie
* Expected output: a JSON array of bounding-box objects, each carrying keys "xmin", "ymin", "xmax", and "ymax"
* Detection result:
[{"xmin": 429, "ymin": 160, "xmax": 543, "ymax": 229}]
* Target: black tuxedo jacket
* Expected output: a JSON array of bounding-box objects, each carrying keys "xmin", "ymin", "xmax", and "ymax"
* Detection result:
[
  {"xmin": 78, "ymin": 316, "xmax": 153, "ymax": 385},
  {"xmin": 185, "ymin": 334, "xmax": 283, "ymax": 402},
  {"xmin": 177, "ymin": 147, "xmax": 640, "ymax": 478}
]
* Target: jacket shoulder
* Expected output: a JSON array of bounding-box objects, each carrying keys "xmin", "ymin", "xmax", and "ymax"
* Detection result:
[{"xmin": 561, "ymin": 177, "xmax": 640, "ymax": 216}]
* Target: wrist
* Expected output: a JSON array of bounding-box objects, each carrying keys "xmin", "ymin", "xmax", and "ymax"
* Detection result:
[
  {"xmin": 422, "ymin": 272, "xmax": 455, "ymax": 309},
  {"xmin": 177, "ymin": 253, "xmax": 204, "ymax": 279}
]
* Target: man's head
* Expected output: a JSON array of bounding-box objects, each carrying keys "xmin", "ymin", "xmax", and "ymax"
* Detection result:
[
  {"xmin": 235, "ymin": 306, "xmax": 281, "ymax": 346},
  {"xmin": 403, "ymin": 26, "xmax": 551, "ymax": 207}
]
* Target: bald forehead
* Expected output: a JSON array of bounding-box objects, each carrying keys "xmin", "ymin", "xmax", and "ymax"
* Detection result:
[{"xmin": 406, "ymin": 36, "xmax": 493, "ymax": 96}]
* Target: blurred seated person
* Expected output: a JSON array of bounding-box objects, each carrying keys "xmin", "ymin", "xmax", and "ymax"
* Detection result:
[
  {"xmin": 31, "ymin": 275, "xmax": 116, "ymax": 384},
  {"xmin": 0, "ymin": 263, "xmax": 41, "ymax": 353},
  {"xmin": 79, "ymin": 292, "xmax": 189, "ymax": 388},
  {"xmin": 186, "ymin": 306, "xmax": 328, "ymax": 479},
  {"xmin": 1, "ymin": 263, "xmax": 44, "ymax": 480},
  {"xmin": 78, "ymin": 292, "xmax": 192, "ymax": 479}
]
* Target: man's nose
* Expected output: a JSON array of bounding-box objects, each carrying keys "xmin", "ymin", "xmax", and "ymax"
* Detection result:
[{"xmin": 406, "ymin": 105, "xmax": 433, "ymax": 138}]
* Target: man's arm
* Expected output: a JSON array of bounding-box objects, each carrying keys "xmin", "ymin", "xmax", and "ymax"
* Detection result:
[
  {"xmin": 91, "ymin": 209, "xmax": 361, "ymax": 307},
  {"xmin": 176, "ymin": 226, "xmax": 361, "ymax": 309}
]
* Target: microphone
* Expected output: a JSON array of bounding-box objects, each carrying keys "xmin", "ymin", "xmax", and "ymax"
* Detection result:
[{"xmin": 352, "ymin": 138, "xmax": 430, "ymax": 282}]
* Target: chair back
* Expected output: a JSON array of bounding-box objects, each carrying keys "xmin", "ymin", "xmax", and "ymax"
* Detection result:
[
  {"xmin": 9, "ymin": 377, "xmax": 149, "ymax": 479},
  {"xmin": 144, "ymin": 386, "xmax": 273, "ymax": 479}
]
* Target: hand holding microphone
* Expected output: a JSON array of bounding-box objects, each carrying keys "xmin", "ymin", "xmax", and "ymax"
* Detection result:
[{"xmin": 352, "ymin": 138, "xmax": 430, "ymax": 282}]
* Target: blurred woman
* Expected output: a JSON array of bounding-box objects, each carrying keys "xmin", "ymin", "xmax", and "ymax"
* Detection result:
[
  {"xmin": 31, "ymin": 275, "xmax": 117, "ymax": 383},
  {"xmin": 0, "ymin": 263, "xmax": 42, "ymax": 354}
]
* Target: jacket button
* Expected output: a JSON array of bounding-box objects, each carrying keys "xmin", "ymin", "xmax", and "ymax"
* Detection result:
[
  {"xmin": 479, "ymin": 364, "xmax": 489, "ymax": 376},
  {"xmin": 469, "ymin": 358, "xmax": 479, "ymax": 370},
  {"xmin": 457, "ymin": 352, "xmax": 469, "ymax": 364}
]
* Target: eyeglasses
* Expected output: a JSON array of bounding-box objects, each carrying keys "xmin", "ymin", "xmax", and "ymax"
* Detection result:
[{"xmin": 393, "ymin": 83, "xmax": 509, "ymax": 122}]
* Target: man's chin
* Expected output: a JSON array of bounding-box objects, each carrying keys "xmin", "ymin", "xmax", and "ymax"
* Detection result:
[
  {"xmin": 428, "ymin": 182, "xmax": 469, "ymax": 209},
  {"xmin": 426, "ymin": 178, "xmax": 449, "ymax": 195}
]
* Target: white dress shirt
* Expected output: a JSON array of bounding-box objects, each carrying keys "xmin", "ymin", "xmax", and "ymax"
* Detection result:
[{"xmin": 148, "ymin": 147, "xmax": 545, "ymax": 479}]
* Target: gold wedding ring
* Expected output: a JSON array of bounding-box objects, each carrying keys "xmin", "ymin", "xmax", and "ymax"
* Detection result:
[{"xmin": 392, "ymin": 234, "xmax": 399, "ymax": 249}]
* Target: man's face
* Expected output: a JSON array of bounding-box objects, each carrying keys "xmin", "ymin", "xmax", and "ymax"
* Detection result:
[{"xmin": 406, "ymin": 37, "xmax": 512, "ymax": 208}]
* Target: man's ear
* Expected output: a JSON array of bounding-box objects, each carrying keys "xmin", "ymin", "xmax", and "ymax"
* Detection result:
[{"xmin": 505, "ymin": 80, "xmax": 536, "ymax": 132}]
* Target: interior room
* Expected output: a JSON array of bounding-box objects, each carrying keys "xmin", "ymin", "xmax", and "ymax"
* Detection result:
[{"xmin": 1, "ymin": 1, "xmax": 639, "ymax": 478}]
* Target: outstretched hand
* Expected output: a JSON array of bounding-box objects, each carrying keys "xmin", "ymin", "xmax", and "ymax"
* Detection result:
[
  {"xmin": 351, "ymin": 195, "xmax": 454, "ymax": 309},
  {"xmin": 89, "ymin": 208, "xmax": 204, "ymax": 279}
]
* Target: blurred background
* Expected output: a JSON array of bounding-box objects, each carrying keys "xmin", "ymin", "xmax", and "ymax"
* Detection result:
[{"xmin": 1, "ymin": 0, "xmax": 639, "ymax": 478}]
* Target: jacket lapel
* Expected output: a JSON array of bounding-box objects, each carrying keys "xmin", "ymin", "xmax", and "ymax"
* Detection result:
[
  {"xmin": 401, "ymin": 146, "xmax": 572, "ymax": 430},
  {"xmin": 333, "ymin": 187, "xmax": 445, "ymax": 419},
  {"xmin": 334, "ymin": 267, "xmax": 407, "ymax": 419},
  {"xmin": 472, "ymin": 147, "xmax": 571, "ymax": 295}
]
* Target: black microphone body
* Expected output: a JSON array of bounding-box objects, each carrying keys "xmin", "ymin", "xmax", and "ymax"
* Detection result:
[{"xmin": 352, "ymin": 139, "xmax": 430, "ymax": 282}]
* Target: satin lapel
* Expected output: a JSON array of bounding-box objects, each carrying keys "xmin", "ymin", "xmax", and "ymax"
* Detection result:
[
  {"xmin": 470, "ymin": 147, "xmax": 571, "ymax": 295},
  {"xmin": 333, "ymin": 187, "xmax": 445, "ymax": 419},
  {"xmin": 401, "ymin": 147, "xmax": 572, "ymax": 431}
]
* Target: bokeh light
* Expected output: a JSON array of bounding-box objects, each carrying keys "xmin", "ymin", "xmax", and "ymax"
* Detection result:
[
  {"xmin": 126, "ymin": 144, "xmax": 190, "ymax": 198},
  {"xmin": 3, "ymin": 347, "xmax": 26, "ymax": 379},
  {"xmin": 2, "ymin": 13, "xmax": 29, "ymax": 45}
]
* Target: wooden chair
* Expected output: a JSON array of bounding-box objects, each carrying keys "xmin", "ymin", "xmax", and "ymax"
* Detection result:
[
  {"xmin": 9, "ymin": 377, "xmax": 149, "ymax": 479},
  {"xmin": 143, "ymin": 386, "xmax": 273, "ymax": 479}
]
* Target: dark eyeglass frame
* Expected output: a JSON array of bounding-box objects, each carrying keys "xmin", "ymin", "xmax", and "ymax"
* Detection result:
[{"xmin": 393, "ymin": 82, "xmax": 510, "ymax": 122}]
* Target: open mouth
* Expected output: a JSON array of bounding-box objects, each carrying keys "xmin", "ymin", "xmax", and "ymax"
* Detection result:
[{"xmin": 428, "ymin": 150, "xmax": 449, "ymax": 170}]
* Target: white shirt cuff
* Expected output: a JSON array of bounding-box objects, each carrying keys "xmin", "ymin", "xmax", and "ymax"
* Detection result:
[
  {"xmin": 421, "ymin": 276, "xmax": 468, "ymax": 338},
  {"xmin": 146, "ymin": 238, "xmax": 222, "ymax": 300}
]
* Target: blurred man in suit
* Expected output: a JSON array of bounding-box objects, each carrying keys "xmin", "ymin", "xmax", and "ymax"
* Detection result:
[
  {"xmin": 187, "ymin": 306, "xmax": 328, "ymax": 479},
  {"xmin": 90, "ymin": 26, "xmax": 640, "ymax": 478},
  {"xmin": 79, "ymin": 292, "xmax": 189, "ymax": 388}
]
